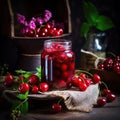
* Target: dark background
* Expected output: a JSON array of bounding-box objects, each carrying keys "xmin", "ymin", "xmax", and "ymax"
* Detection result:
[{"xmin": 0, "ymin": 0, "xmax": 120, "ymax": 72}]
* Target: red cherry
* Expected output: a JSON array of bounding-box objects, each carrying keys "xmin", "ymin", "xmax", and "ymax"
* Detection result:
[
  {"xmin": 35, "ymin": 27, "xmax": 41, "ymax": 34},
  {"xmin": 29, "ymin": 75, "xmax": 39, "ymax": 85},
  {"xmin": 18, "ymin": 83, "xmax": 30, "ymax": 93},
  {"xmin": 102, "ymin": 89, "xmax": 111, "ymax": 96},
  {"xmin": 62, "ymin": 71, "xmax": 69, "ymax": 78},
  {"xmin": 79, "ymin": 73, "xmax": 87, "ymax": 79},
  {"xmin": 39, "ymin": 82, "xmax": 49, "ymax": 92},
  {"xmin": 27, "ymin": 29, "xmax": 34, "ymax": 37},
  {"xmin": 92, "ymin": 74, "xmax": 101, "ymax": 84},
  {"xmin": 52, "ymin": 103, "xmax": 62, "ymax": 113},
  {"xmin": 45, "ymin": 23, "xmax": 52, "ymax": 29},
  {"xmin": 84, "ymin": 78, "xmax": 91, "ymax": 87},
  {"xmin": 39, "ymin": 32, "xmax": 47, "ymax": 37},
  {"xmin": 48, "ymin": 27, "xmax": 56, "ymax": 36},
  {"xmin": 78, "ymin": 82, "xmax": 87, "ymax": 91},
  {"xmin": 61, "ymin": 64, "xmax": 67, "ymax": 71},
  {"xmin": 31, "ymin": 85, "xmax": 39, "ymax": 94},
  {"xmin": 98, "ymin": 63, "xmax": 104, "ymax": 70},
  {"xmin": 114, "ymin": 56, "xmax": 120, "ymax": 62},
  {"xmin": 113, "ymin": 64, "xmax": 120, "ymax": 74},
  {"xmin": 41, "ymin": 27, "xmax": 48, "ymax": 34},
  {"xmin": 54, "ymin": 80, "xmax": 67, "ymax": 88},
  {"xmin": 72, "ymin": 77, "xmax": 82, "ymax": 87},
  {"xmin": 104, "ymin": 58, "xmax": 113, "ymax": 70},
  {"xmin": 97, "ymin": 98, "xmax": 107, "ymax": 107},
  {"xmin": 58, "ymin": 28, "xmax": 63, "ymax": 35},
  {"xmin": 54, "ymin": 30, "xmax": 61, "ymax": 36},
  {"xmin": 106, "ymin": 93, "xmax": 116, "ymax": 103},
  {"xmin": 4, "ymin": 73, "xmax": 14, "ymax": 86}
]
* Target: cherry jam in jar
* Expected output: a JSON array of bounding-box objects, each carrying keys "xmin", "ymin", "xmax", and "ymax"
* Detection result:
[{"xmin": 41, "ymin": 39, "xmax": 75, "ymax": 90}]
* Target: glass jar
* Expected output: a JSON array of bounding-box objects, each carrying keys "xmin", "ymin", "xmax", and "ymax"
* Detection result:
[{"xmin": 41, "ymin": 39, "xmax": 75, "ymax": 90}]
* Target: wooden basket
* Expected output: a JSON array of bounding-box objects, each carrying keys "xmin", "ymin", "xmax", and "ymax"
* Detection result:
[
  {"xmin": 5, "ymin": 0, "xmax": 72, "ymax": 72},
  {"xmin": 7, "ymin": 0, "xmax": 72, "ymax": 38}
]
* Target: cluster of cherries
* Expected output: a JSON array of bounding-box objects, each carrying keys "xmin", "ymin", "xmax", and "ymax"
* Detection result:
[
  {"xmin": 97, "ymin": 88, "xmax": 116, "ymax": 107},
  {"xmin": 26, "ymin": 23, "xmax": 64, "ymax": 37},
  {"xmin": 71, "ymin": 71, "xmax": 116, "ymax": 107},
  {"xmin": 98, "ymin": 55, "xmax": 120, "ymax": 74},
  {"xmin": 3, "ymin": 70, "xmax": 116, "ymax": 113}
]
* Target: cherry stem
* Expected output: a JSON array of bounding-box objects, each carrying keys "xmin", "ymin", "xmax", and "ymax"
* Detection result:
[
  {"xmin": 79, "ymin": 70, "xmax": 93, "ymax": 77},
  {"xmin": 98, "ymin": 85, "xmax": 102, "ymax": 97},
  {"xmin": 57, "ymin": 98, "xmax": 63, "ymax": 105},
  {"xmin": 106, "ymin": 52, "xmax": 116, "ymax": 58},
  {"xmin": 14, "ymin": 98, "xmax": 28, "ymax": 110},
  {"xmin": 100, "ymin": 81, "xmax": 108, "ymax": 90}
]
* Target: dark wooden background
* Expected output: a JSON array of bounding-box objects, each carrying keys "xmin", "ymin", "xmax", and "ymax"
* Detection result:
[{"xmin": 0, "ymin": 0, "xmax": 120, "ymax": 71}]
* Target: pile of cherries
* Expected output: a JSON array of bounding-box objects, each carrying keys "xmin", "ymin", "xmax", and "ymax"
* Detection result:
[
  {"xmin": 72, "ymin": 71, "xmax": 116, "ymax": 107},
  {"xmin": 97, "ymin": 55, "xmax": 120, "ymax": 74},
  {"xmin": 3, "ymin": 70, "xmax": 116, "ymax": 113},
  {"xmin": 26, "ymin": 23, "xmax": 64, "ymax": 37}
]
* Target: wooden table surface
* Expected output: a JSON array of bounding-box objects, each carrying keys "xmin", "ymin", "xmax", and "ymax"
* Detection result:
[{"xmin": 0, "ymin": 95, "xmax": 120, "ymax": 120}]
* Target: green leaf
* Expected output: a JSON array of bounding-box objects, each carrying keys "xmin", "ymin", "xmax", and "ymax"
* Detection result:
[
  {"xmin": 36, "ymin": 66, "xmax": 41, "ymax": 72},
  {"xmin": 80, "ymin": 22, "xmax": 90, "ymax": 38},
  {"xmin": 17, "ymin": 91, "xmax": 29, "ymax": 100},
  {"xmin": 36, "ymin": 66, "xmax": 41, "ymax": 79},
  {"xmin": 20, "ymin": 100, "xmax": 28, "ymax": 114},
  {"xmin": 96, "ymin": 15, "xmax": 114, "ymax": 31},
  {"xmin": 82, "ymin": 0, "xmax": 99, "ymax": 25},
  {"xmin": 15, "ymin": 69, "xmax": 32, "ymax": 78},
  {"xmin": 23, "ymin": 72, "xmax": 32, "ymax": 79}
]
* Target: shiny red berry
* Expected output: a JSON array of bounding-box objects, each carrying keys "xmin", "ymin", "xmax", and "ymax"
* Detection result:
[
  {"xmin": 29, "ymin": 75, "xmax": 39, "ymax": 85},
  {"xmin": 52, "ymin": 103, "xmax": 62, "ymax": 113},
  {"xmin": 18, "ymin": 83, "xmax": 30, "ymax": 93},
  {"xmin": 79, "ymin": 73, "xmax": 87, "ymax": 79},
  {"xmin": 39, "ymin": 82, "xmax": 49, "ymax": 92},
  {"xmin": 72, "ymin": 77, "xmax": 82, "ymax": 87},
  {"xmin": 61, "ymin": 64, "xmax": 67, "ymax": 71},
  {"xmin": 31, "ymin": 85, "xmax": 39, "ymax": 94},
  {"xmin": 4, "ymin": 73, "xmax": 14, "ymax": 86},
  {"xmin": 92, "ymin": 74, "xmax": 101, "ymax": 84},
  {"xmin": 78, "ymin": 82, "xmax": 87, "ymax": 91},
  {"xmin": 84, "ymin": 79, "xmax": 91, "ymax": 87},
  {"xmin": 97, "ymin": 98, "xmax": 107, "ymax": 107},
  {"xmin": 102, "ymin": 89, "xmax": 111, "ymax": 96},
  {"xmin": 104, "ymin": 58, "xmax": 113, "ymax": 70},
  {"xmin": 98, "ymin": 63, "xmax": 104, "ymax": 70},
  {"xmin": 106, "ymin": 93, "xmax": 116, "ymax": 103},
  {"xmin": 113, "ymin": 65, "xmax": 120, "ymax": 74}
]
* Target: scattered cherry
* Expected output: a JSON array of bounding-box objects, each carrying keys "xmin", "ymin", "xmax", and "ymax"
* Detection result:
[
  {"xmin": 39, "ymin": 82, "xmax": 49, "ymax": 92},
  {"xmin": 97, "ymin": 98, "xmax": 107, "ymax": 107},
  {"xmin": 78, "ymin": 82, "xmax": 87, "ymax": 91},
  {"xmin": 102, "ymin": 88, "xmax": 111, "ymax": 96},
  {"xmin": 31, "ymin": 85, "xmax": 39, "ymax": 94},
  {"xmin": 4, "ymin": 73, "xmax": 14, "ymax": 86},
  {"xmin": 92, "ymin": 74, "xmax": 101, "ymax": 84},
  {"xmin": 106, "ymin": 93, "xmax": 116, "ymax": 103},
  {"xmin": 52, "ymin": 103, "xmax": 62, "ymax": 113},
  {"xmin": 18, "ymin": 83, "xmax": 30, "ymax": 93},
  {"xmin": 28, "ymin": 74, "xmax": 39, "ymax": 85}
]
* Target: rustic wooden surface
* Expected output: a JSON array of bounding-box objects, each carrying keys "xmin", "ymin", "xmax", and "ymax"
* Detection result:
[{"xmin": 0, "ymin": 95, "xmax": 120, "ymax": 120}]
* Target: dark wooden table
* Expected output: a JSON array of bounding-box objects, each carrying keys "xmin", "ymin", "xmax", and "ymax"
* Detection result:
[{"xmin": 0, "ymin": 95, "xmax": 120, "ymax": 120}]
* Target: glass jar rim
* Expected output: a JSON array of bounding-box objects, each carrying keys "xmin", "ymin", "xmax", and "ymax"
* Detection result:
[{"xmin": 44, "ymin": 39, "xmax": 71, "ymax": 44}]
